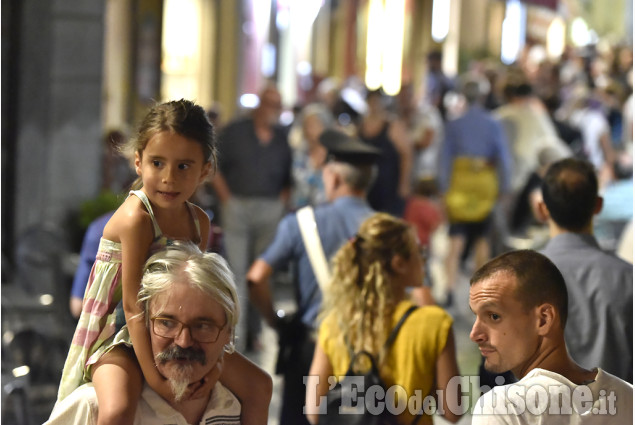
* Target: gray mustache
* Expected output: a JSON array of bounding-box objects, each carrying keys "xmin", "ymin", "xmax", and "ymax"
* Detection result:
[{"xmin": 156, "ymin": 345, "xmax": 206, "ymax": 365}]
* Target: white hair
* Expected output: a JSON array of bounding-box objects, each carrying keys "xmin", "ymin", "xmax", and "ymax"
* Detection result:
[{"xmin": 138, "ymin": 242, "xmax": 239, "ymax": 339}]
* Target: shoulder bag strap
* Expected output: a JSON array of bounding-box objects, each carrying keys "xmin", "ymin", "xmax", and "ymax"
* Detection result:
[{"xmin": 297, "ymin": 205, "xmax": 332, "ymax": 292}]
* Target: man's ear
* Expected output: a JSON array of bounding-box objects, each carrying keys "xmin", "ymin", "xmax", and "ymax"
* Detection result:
[
  {"xmin": 593, "ymin": 196, "xmax": 603, "ymax": 215},
  {"xmin": 331, "ymin": 170, "xmax": 342, "ymax": 191},
  {"xmin": 535, "ymin": 303, "xmax": 557, "ymax": 336},
  {"xmin": 536, "ymin": 200, "xmax": 551, "ymax": 222},
  {"xmin": 134, "ymin": 151, "xmax": 142, "ymax": 176}
]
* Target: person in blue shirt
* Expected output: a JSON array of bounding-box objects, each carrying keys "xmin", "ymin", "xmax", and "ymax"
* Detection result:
[
  {"xmin": 246, "ymin": 129, "xmax": 380, "ymax": 425},
  {"xmin": 438, "ymin": 76, "xmax": 513, "ymax": 308},
  {"xmin": 69, "ymin": 211, "xmax": 115, "ymax": 318}
]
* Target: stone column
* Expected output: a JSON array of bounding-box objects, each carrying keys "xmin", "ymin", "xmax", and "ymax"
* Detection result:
[{"xmin": 14, "ymin": 0, "xmax": 104, "ymax": 247}]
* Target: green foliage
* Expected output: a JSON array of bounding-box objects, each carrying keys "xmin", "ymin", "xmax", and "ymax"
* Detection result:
[{"xmin": 78, "ymin": 190, "xmax": 124, "ymax": 229}]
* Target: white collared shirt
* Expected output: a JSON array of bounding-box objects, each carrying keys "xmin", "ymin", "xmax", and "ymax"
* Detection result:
[{"xmin": 45, "ymin": 381, "xmax": 241, "ymax": 425}]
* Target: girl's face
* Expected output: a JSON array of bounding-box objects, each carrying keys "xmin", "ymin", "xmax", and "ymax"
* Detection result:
[{"xmin": 135, "ymin": 131, "xmax": 211, "ymax": 209}]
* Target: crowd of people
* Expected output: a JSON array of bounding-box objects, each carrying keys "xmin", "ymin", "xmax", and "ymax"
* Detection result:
[{"xmin": 53, "ymin": 42, "xmax": 633, "ymax": 425}]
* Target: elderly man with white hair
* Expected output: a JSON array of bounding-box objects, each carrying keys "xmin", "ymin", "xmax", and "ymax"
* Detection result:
[{"xmin": 47, "ymin": 242, "xmax": 245, "ymax": 425}]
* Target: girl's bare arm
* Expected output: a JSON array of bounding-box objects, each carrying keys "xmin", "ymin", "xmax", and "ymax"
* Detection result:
[
  {"xmin": 435, "ymin": 326, "xmax": 462, "ymax": 423},
  {"xmin": 305, "ymin": 344, "xmax": 333, "ymax": 425},
  {"xmin": 220, "ymin": 352, "xmax": 273, "ymax": 425},
  {"xmin": 119, "ymin": 210, "xmax": 175, "ymax": 402}
]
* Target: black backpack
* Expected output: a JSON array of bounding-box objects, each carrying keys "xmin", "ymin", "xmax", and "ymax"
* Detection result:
[{"xmin": 318, "ymin": 306, "xmax": 420, "ymax": 425}]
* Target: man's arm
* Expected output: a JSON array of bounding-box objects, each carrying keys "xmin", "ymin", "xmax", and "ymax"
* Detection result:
[
  {"xmin": 246, "ymin": 259, "xmax": 278, "ymax": 328},
  {"xmin": 435, "ymin": 327, "xmax": 462, "ymax": 423}
]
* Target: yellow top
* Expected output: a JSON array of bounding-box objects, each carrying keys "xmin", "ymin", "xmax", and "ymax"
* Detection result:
[{"xmin": 318, "ymin": 300, "xmax": 453, "ymax": 425}]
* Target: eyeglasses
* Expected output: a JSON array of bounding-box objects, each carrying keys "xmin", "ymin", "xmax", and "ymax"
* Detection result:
[{"xmin": 150, "ymin": 316, "xmax": 227, "ymax": 343}]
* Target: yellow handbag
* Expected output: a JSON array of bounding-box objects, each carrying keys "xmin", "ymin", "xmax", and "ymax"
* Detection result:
[{"xmin": 445, "ymin": 156, "xmax": 498, "ymax": 222}]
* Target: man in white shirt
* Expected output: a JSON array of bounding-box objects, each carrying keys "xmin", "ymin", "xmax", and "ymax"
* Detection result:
[
  {"xmin": 46, "ymin": 243, "xmax": 242, "ymax": 425},
  {"xmin": 469, "ymin": 250, "xmax": 632, "ymax": 424}
]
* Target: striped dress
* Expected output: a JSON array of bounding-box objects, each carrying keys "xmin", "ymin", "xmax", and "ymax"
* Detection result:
[{"xmin": 56, "ymin": 190, "xmax": 201, "ymax": 402}]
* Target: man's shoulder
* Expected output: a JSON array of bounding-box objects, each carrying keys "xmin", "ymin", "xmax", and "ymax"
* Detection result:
[
  {"xmin": 316, "ymin": 196, "xmax": 371, "ymax": 214},
  {"xmin": 219, "ymin": 117, "xmax": 253, "ymax": 139},
  {"xmin": 279, "ymin": 209, "xmax": 302, "ymax": 232},
  {"xmin": 138, "ymin": 382, "xmax": 241, "ymax": 424},
  {"xmin": 315, "ymin": 199, "xmax": 373, "ymax": 230},
  {"xmin": 595, "ymin": 368, "xmax": 634, "ymax": 392},
  {"xmin": 543, "ymin": 234, "xmax": 633, "ymax": 271},
  {"xmin": 45, "ymin": 384, "xmax": 99, "ymax": 425},
  {"xmin": 224, "ymin": 116, "xmax": 252, "ymax": 129},
  {"xmin": 473, "ymin": 369, "xmax": 573, "ymax": 417},
  {"xmin": 312, "ymin": 201, "xmax": 339, "ymax": 216}
]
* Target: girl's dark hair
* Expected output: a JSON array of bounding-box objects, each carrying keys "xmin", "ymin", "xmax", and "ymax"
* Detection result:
[{"xmin": 125, "ymin": 99, "xmax": 217, "ymax": 189}]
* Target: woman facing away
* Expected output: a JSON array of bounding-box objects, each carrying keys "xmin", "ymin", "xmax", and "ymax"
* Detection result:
[
  {"xmin": 55, "ymin": 99, "xmax": 271, "ymax": 425},
  {"xmin": 305, "ymin": 212, "xmax": 462, "ymax": 425}
]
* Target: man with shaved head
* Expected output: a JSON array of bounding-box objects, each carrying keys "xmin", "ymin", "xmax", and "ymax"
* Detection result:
[{"xmin": 469, "ymin": 249, "xmax": 632, "ymax": 423}]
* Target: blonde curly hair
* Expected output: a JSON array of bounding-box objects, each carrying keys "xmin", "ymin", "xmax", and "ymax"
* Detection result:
[{"xmin": 320, "ymin": 212, "xmax": 415, "ymax": 360}]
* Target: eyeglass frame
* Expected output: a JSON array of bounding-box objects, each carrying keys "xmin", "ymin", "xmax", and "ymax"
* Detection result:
[{"xmin": 150, "ymin": 316, "xmax": 228, "ymax": 343}]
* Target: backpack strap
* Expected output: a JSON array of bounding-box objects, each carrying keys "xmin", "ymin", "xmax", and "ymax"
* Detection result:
[
  {"xmin": 384, "ymin": 305, "xmax": 423, "ymax": 425},
  {"xmin": 383, "ymin": 305, "xmax": 418, "ymax": 350},
  {"xmin": 344, "ymin": 305, "xmax": 418, "ymax": 358}
]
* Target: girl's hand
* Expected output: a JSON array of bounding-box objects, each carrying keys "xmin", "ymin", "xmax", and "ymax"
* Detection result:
[{"xmin": 187, "ymin": 354, "xmax": 224, "ymax": 400}]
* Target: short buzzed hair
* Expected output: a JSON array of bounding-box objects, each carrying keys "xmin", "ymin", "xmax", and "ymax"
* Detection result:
[
  {"xmin": 470, "ymin": 250, "xmax": 568, "ymax": 328},
  {"xmin": 138, "ymin": 242, "xmax": 240, "ymax": 334},
  {"xmin": 541, "ymin": 158, "xmax": 598, "ymax": 232},
  {"xmin": 327, "ymin": 161, "xmax": 377, "ymax": 192}
]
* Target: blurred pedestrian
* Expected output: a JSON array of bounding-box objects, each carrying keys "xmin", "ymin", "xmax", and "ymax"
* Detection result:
[
  {"xmin": 538, "ymin": 157, "xmax": 633, "ymax": 382},
  {"xmin": 425, "ymin": 50, "xmax": 455, "ymax": 122},
  {"xmin": 287, "ymin": 103, "xmax": 334, "ymax": 209},
  {"xmin": 438, "ymin": 76, "xmax": 512, "ymax": 307},
  {"xmin": 359, "ymin": 88, "xmax": 411, "ymax": 217},
  {"xmin": 212, "ymin": 84, "xmax": 292, "ymax": 352}
]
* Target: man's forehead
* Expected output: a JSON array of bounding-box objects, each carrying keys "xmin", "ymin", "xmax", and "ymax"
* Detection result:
[
  {"xmin": 469, "ymin": 271, "xmax": 519, "ymax": 310},
  {"xmin": 149, "ymin": 284, "xmax": 216, "ymax": 315}
]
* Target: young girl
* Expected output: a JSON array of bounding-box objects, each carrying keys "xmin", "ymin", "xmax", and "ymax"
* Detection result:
[
  {"xmin": 56, "ymin": 99, "xmax": 271, "ymax": 424},
  {"xmin": 305, "ymin": 213, "xmax": 461, "ymax": 425}
]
